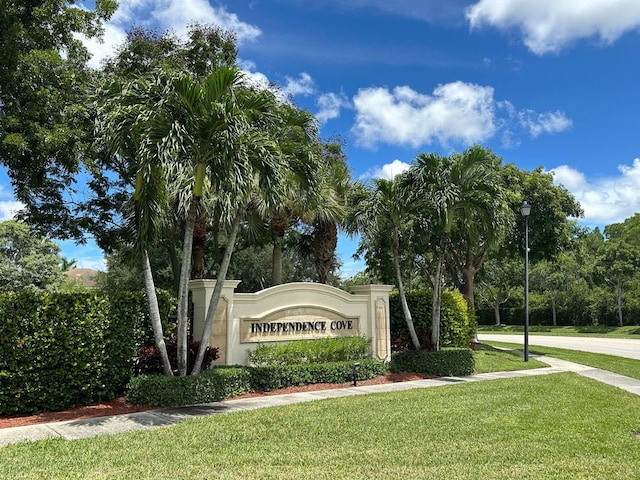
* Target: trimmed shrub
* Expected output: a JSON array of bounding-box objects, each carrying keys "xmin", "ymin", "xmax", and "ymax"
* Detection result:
[
  {"xmin": 127, "ymin": 367, "xmax": 253, "ymax": 407},
  {"xmin": 135, "ymin": 338, "xmax": 219, "ymax": 375},
  {"xmin": 0, "ymin": 290, "xmax": 175, "ymax": 415},
  {"xmin": 126, "ymin": 359, "xmax": 388, "ymax": 407},
  {"xmin": 248, "ymin": 358, "xmax": 388, "ymax": 391},
  {"xmin": 389, "ymin": 290, "xmax": 477, "ymax": 350},
  {"xmin": 389, "ymin": 348, "xmax": 475, "ymax": 377},
  {"xmin": 247, "ymin": 336, "xmax": 371, "ymax": 366}
]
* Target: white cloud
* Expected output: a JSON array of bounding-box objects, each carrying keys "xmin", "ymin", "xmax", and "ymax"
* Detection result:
[
  {"xmin": 351, "ymin": 82, "xmax": 498, "ymax": 149},
  {"xmin": 549, "ymin": 159, "xmax": 640, "ymax": 224},
  {"xmin": 466, "ymin": 0, "xmax": 640, "ymax": 55},
  {"xmin": 371, "ymin": 160, "xmax": 411, "ymax": 180},
  {"xmin": 316, "ymin": 92, "xmax": 350, "ymax": 124},
  {"xmin": 80, "ymin": 23, "xmax": 128, "ymax": 69},
  {"xmin": 239, "ymin": 59, "xmax": 273, "ymax": 90},
  {"xmin": 519, "ymin": 110, "xmax": 572, "ymax": 137},
  {"xmin": 350, "ymin": 81, "xmax": 568, "ymax": 149},
  {"xmin": 282, "ymin": 72, "xmax": 315, "ymax": 97},
  {"xmin": 83, "ymin": 0, "xmax": 261, "ymax": 68},
  {"xmin": 0, "ymin": 201, "xmax": 24, "ymax": 221}
]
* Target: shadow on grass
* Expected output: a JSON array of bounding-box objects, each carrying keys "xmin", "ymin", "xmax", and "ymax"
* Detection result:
[{"xmin": 577, "ymin": 326, "xmax": 616, "ymax": 334}]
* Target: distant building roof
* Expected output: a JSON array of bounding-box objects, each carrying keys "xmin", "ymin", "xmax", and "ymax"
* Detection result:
[{"xmin": 64, "ymin": 268, "xmax": 99, "ymax": 288}]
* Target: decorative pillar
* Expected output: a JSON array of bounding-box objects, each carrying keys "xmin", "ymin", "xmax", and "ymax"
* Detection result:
[
  {"xmin": 189, "ymin": 280, "xmax": 240, "ymax": 365},
  {"xmin": 350, "ymin": 285, "xmax": 394, "ymax": 361}
]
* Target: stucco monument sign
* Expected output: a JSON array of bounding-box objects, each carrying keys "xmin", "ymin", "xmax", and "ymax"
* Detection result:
[{"xmin": 189, "ymin": 280, "xmax": 393, "ymax": 366}]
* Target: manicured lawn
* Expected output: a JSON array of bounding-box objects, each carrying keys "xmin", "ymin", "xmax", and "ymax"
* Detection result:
[
  {"xmin": 2, "ymin": 373, "xmax": 639, "ymax": 479},
  {"xmin": 484, "ymin": 341, "xmax": 640, "ymax": 380},
  {"xmin": 477, "ymin": 324, "xmax": 640, "ymax": 339},
  {"xmin": 473, "ymin": 343, "xmax": 547, "ymax": 373}
]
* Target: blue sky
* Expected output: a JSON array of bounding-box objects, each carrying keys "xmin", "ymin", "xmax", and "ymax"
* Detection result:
[{"xmin": 3, "ymin": 0, "xmax": 640, "ymax": 277}]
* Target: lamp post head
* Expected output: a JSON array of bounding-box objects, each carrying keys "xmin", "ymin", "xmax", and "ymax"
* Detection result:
[{"xmin": 520, "ymin": 201, "xmax": 531, "ymax": 217}]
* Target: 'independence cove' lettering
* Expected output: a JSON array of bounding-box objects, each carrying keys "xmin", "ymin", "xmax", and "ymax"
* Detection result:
[{"xmin": 250, "ymin": 320, "xmax": 353, "ymax": 334}]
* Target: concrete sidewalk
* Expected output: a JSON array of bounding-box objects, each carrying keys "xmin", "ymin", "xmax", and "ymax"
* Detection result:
[{"xmin": 2, "ymin": 355, "xmax": 639, "ymax": 447}]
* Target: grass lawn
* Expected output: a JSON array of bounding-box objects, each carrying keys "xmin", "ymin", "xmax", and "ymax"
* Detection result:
[
  {"xmin": 477, "ymin": 325, "xmax": 640, "ymax": 339},
  {"xmin": 484, "ymin": 341, "xmax": 640, "ymax": 380},
  {"xmin": 473, "ymin": 343, "xmax": 548, "ymax": 373},
  {"xmin": 2, "ymin": 373, "xmax": 639, "ymax": 479}
]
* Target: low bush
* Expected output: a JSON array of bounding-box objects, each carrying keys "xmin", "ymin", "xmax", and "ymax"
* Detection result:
[
  {"xmin": 126, "ymin": 359, "xmax": 388, "ymax": 407},
  {"xmin": 247, "ymin": 336, "xmax": 370, "ymax": 366},
  {"xmin": 248, "ymin": 358, "xmax": 388, "ymax": 391},
  {"xmin": 389, "ymin": 348, "xmax": 475, "ymax": 377},
  {"xmin": 127, "ymin": 367, "xmax": 253, "ymax": 407},
  {"xmin": 135, "ymin": 338, "xmax": 219, "ymax": 375},
  {"xmin": 390, "ymin": 290, "xmax": 477, "ymax": 350}
]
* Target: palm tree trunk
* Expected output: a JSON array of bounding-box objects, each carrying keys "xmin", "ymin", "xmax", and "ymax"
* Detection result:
[
  {"xmin": 176, "ymin": 195, "xmax": 199, "ymax": 376},
  {"xmin": 392, "ymin": 227, "xmax": 420, "ymax": 349},
  {"xmin": 272, "ymin": 237, "xmax": 283, "ymax": 285},
  {"xmin": 431, "ymin": 251, "xmax": 443, "ymax": 351},
  {"xmin": 313, "ymin": 220, "xmax": 338, "ymax": 284},
  {"xmin": 461, "ymin": 265, "xmax": 476, "ymax": 309},
  {"xmin": 142, "ymin": 250, "xmax": 173, "ymax": 376},
  {"xmin": 191, "ymin": 206, "xmax": 244, "ymax": 375},
  {"xmin": 191, "ymin": 214, "xmax": 207, "ymax": 279}
]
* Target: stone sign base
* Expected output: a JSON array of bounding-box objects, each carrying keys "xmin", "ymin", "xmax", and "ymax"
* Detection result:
[{"xmin": 189, "ymin": 281, "xmax": 393, "ymax": 366}]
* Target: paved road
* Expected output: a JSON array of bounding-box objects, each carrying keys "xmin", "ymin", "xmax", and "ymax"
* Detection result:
[{"xmin": 477, "ymin": 334, "xmax": 640, "ymax": 360}]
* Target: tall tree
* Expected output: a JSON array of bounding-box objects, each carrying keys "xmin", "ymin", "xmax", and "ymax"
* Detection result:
[
  {"xmin": 407, "ymin": 146, "xmax": 503, "ymax": 350},
  {"xmin": 310, "ymin": 141, "xmax": 352, "ymax": 284},
  {"xmin": 0, "ymin": 0, "xmax": 116, "ymax": 239},
  {"xmin": 443, "ymin": 147, "xmax": 510, "ymax": 308},
  {"xmin": 478, "ymin": 257, "xmax": 522, "ymax": 326},
  {"xmin": 599, "ymin": 216, "xmax": 640, "ymax": 326},
  {"xmin": 95, "ymin": 73, "xmax": 175, "ymax": 375},
  {"xmin": 0, "ymin": 220, "xmax": 66, "ymax": 292},
  {"xmin": 348, "ymin": 177, "xmax": 421, "ymax": 350},
  {"xmin": 264, "ymin": 104, "xmax": 320, "ymax": 286}
]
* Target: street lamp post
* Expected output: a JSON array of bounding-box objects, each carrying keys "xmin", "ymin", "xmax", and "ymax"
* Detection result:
[{"xmin": 520, "ymin": 202, "xmax": 531, "ymax": 362}]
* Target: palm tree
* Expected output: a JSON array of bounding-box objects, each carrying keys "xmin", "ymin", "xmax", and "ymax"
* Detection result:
[
  {"xmin": 310, "ymin": 142, "xmax": 351, "ymax": 284},
  {"xmin": 94, "ymin": 74, "xmax": 175, "ymax": 375},
  {"xmin": 406, "ymin": 146, "xmax": 505, "ymax": 350},
  {"xmin": 97, "ymin": 66, "xmax": 284, "ymax": 376},
  {"xmin": 190, "ymin": 92, "xmax": 285, "ymax": 375},
  {"xmin": 142, "ymin": 67, "xmax": 286, "ymax": 375},
  {"xmin": 264, "ymin": 104, "xmax": 320, "ymax": 286},
  {"xmin": 348, "ymin": 176, "xmax": 421, "ymax": 350}
]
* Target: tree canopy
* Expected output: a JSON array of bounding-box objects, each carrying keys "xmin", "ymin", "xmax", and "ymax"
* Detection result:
[{"xmin": 0, "ymin": 220, "xmax": 66, "ymax": 291}]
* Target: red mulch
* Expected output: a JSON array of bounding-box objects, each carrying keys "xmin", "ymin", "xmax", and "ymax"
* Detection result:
[{"xmin": 0, "ymin": 372, "xmax": 431, "ymax": 430}]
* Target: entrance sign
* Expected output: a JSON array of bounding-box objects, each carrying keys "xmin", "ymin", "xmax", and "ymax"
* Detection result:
[
  {"xmin": 241, "ymin": 306, "xmax": 360, "ymax": 343},
  {"xmin": 189, "ymin": 281, "xmax": 393, "ymax": 365}
]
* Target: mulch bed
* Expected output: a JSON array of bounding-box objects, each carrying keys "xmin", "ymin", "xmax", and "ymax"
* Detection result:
[{"xmin": 0, "ymin": 372, "xmax": 432, "ymax": 429}]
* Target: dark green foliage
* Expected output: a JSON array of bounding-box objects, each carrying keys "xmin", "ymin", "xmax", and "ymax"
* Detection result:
[
  {"xmin": 389, "ymin": 348, "xmax": 475, "ymax": 376},
  {"xmin": 126, "ymin": 359, "xmax": 387, "ymax": 406},
  {"xmin": 247, "ymin": 336, "xmax": 371, "ymax": 366},
  {"xmin": 135, "ymin": 338, "xmax": 219, "ymax": 375},
  {"xmin": 248, "ymin": 359, "xmax": 387, "ymax": 391},
  {"xmin": 389, "ymin": 290, "xmax": 477, "ymax": 349},
  {"xmin": 127, "ymin": 367, "xmax": 253, "ymax": 407},
  {"xmin": 0, "ymin": 290, "xmax": 175, "ymax": 415}
]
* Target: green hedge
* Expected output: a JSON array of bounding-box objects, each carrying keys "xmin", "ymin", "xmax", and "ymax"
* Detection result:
[
  {"xmin": 389, "ymin": 348, "xmax": 475, "ymax": 377},
  {"xmin": 248, "ymin": 358, "xmax": 387, "ymax": 391},
  {"xmin": 127, "ymin": 359, "xmax": 388, "ymax": 407},
  {"xmin": 247, "ymin": 336, "xmax": 371, "ymax": 366},
  {"xmin": 389, "ymin": 290, "xmax": 477, "ymax": 348},
  {"xmin": 0, "ymin": 290, "xmax": 175, "ymax": 415},
  {"xmin": 127, "ymin": 367, "xmax": 253, "ymax": 407}
]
